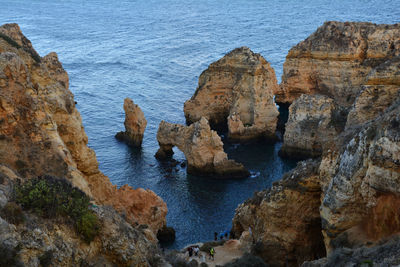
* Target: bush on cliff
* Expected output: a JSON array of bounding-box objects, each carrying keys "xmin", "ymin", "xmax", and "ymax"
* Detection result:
[{"xmin": 15, "ymin": 175, "xmax": 100, "ymax": 243}]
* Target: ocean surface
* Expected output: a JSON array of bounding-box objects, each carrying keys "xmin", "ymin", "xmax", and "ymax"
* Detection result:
[{"xmin": 2, "ymin": 0, "xmax": 399, "ymax": 249}]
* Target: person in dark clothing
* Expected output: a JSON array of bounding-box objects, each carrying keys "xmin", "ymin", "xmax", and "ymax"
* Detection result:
[
  {"xmin": 188, "ymin": 246, "xmax": 193, "ymax": 257},
  {"xmin": 229, "ymin": 230, "xmax": 235, "ymax": 239},
  {"xmin": 214, "ymin": 232, "xmax": 218, "ymax": 241}
]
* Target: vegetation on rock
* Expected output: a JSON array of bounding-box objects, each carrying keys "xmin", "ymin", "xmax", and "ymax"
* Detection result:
[{"xmin": 15, "ymin": 175, "xmax": 100, "ymax": 243}]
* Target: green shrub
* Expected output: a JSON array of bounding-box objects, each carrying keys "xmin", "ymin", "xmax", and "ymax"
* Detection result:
[
  {"xmin": 15, "ymin": 175, "xmax": 100, "ymax": 243},
  {"xmin": 0, "ymin": 32, "xmax": 41, "ymax": 63},
  {"xmin": 76, "ymin": 212, "xmax": 100, "ymax": 243},
  {"xmin": 0, "ymin": 32, "xmax": 21, "ymax": 49},
  {"xmin": 0, "ymin": 202, "xmax": 25, "ymax": 225}
]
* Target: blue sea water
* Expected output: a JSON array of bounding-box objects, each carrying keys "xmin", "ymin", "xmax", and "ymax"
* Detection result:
[{"xmin": 2, "ymin": 0, "xmax": 399, "ymax": 249}]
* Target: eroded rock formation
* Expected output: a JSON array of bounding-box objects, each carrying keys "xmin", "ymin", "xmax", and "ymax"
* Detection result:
[
  {"xmin": 346, "ymin": 55, "xmax": 400, "ymax": 128},
  {"xmin": 319, "ymin": 98, "xmax": 400, "ymax": 253},
  {"xmin": 277, "ymin": 21, "xmax": 400, "ymax": 106},
  {"xmin": 115, "ymin": 98, "xmax": 147, "ymax": 147},
  {"xmin": 0, "ymin": 166, "xmax": 164, "ymax": 267},
  {"xmin": 280, "ymin": 94, "xmax": 345, "ymax": 159},
  {"xmin": 232, "ymin": 160, "xmax": 326, "ymax": 266},
  {"xmin": 233, "ymin": 21, "xmax": 400, "ymax": 266},
  {"xmin": 0, "ymin": 24, "xmax": 167, "ymax": 233},
  {"xmin": 155, "ymin": 117, "xmax": 249, "ymax": 178},
  {"xmin": 279, "ymin": 21, "xmax": 400, "ymax": 159},
  {"xmin": 184, "ymin": 47, "xmax": 279, "ymax": 141}
]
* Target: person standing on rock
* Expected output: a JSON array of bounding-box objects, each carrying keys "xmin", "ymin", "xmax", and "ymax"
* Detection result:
[
  {"xmin": 194, "ymin": 246, "xmax": 199, "ymax": 257},
  {"xmin": 209, "ymin": 247, "xmax": 215, "ymax": 260},
  {"xmin": 188, "ymin": 246, "xmax": 193, "ymax": 258}
]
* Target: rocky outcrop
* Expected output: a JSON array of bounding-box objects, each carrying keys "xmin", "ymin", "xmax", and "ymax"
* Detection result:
[
  {"xmin": 184, "ymin": 47, "xmax": 279, "ymax": 141},
  {"xmin": 319, "ymin": 98, "xmax": 400, "ymax": 253},
  {"xmin": 115, "ymin": 98, "xmax": 147, "ymax": 147},
  {"xmin": 232, "ymin": 160, "xmax": 326, "ymax": 266},
  {"xmin": 0, "ymin": 166, "xmax": 164, "ymax": 267},
  {"xmin": 233, "ymin": 21, "xmax": 400, "ymax": 266},
  {"xmin": 233, "ymin": 98, "xmax": 400, "ymax": 265},
  {"xmin": 303, "ymin": 236, "xmax": 400, "ymax": 267},
  {"xmin": 155, "ymin": 117, "xmax": 249, "ymax": 178},
  {"xmin": 280, "ymin": 94, "xmax": 345, "ymax": 159},
  {"xmin": 346, "ymin": 55, "xmax": 400, "ymax": 128},
  {"xmin": 0, "ymin": 24, "xmax": 166, "ymax": 233},
  {"xmin": 277, "ymin": 21, "xmax": 400, "ymax": 106}
]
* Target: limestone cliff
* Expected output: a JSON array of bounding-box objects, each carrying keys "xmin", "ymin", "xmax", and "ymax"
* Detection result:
[
  {"xmin": 233, "ymin": 21, "xmax": 400, "ymax": 266},
  {"xmin": 232, "ymin": 160, "xmax": 325, "ymax": 266},
  {"xmin": 0, "ymin": 24, "xmax": 166, "ymax": 232},
  {"xmin": 184, "ymin": 47, "xmax": 279, "ymax": 141},
  {"xmin": 277, "ymin": 21, "xmax": 400, "ymax": 106},
  {"xmin": 346, "ymin": 55, "xmax": 400, "ymax": 128},
  {"xmin": 279, "ymin": 21, "xmax": 400, "ymax": 159},
  {"xmin": 156, "ymin": 117, "xmax": 249, "ymax": 178},
  {"xmin": 279, "ymin": 94, "xmax": 344, "ymax": 159},
  {"xmin": 319, "ymin": 98, "xmax": 400, "ymax": 253},
  {"xmin": 115, "ymin": 98, "xmax": 147, "ymax": 147}
]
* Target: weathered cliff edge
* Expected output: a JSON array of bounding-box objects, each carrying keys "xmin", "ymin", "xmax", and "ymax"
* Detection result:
[
  {"xmin": 233, "ymin": 21, "xmax": 400, "ymax": 266},
  {"xmin": 115, "ymin": 97, "xmax": 147, "ymax": 147},
  {"xmin": 277, "ymin": 21, "xmax": 400, "ymax": 106},
  {"xmin": 279, "ymin": 94, "xmax": 343, "ymax": 159},
  {"xmin": 233, "ymin": 159, "xmax": 326, "ymax": 266},
  {"xmin": 184, "ymin": 47, "xmax": 279, "ymax": 142},
  {"xmin": 0, "ymin": 24, "xmax": 167, "ymax": 265},
  {"xmin": 156, "ymin": 117, "xmax": 249, "ymax": 178},
  {"xmin": 233, "ymin": 98, "xmax": 400, "ymax": 266},
  {"xmin": 279, "ymin": 21, "xmax": 400, "ymax": 158}
]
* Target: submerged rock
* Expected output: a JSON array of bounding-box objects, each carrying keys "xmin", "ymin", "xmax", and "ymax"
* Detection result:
[
  {"xmin": 184, "ymin": 47, "xmax": 279, "ymax": 142},
  {"xmin": 155, "ymin": 117, "xmax": 249, "ymax": 178},
  {"xmin": 115, "ymin": 98, "xmax": 147, "ymax": 147}
]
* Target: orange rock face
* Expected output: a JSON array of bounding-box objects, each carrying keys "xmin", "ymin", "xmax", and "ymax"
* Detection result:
[
  {"xmin": 277, "ymin": 21, "xmax": 400, "ymax": 106},
  {"xmin": 184, "ymin": 47, "xmax": 279, "ymax": 141},
  {"xmin": 0, "ymin": 23, "xmax": 166, "ymax": 232},
  {"xmin": 116, "ymin": 98, "xmax": 147, "ymax": 147},
  {"xmin": 232, "ymin": 160, "xmax": 325, "ymax": 266},
  {"xmin": 156, "ymin": 117, "xmax": 249, "ymax": 178}
]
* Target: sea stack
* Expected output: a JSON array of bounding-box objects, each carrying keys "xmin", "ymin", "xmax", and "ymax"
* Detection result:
[
  {"xmin": 155, "ymin": 117, "xmax": 249, "ymax": 178},
  {"xmin": 115, "ymin": 98, "xmax": 147, "ymax": 147},
  {"xmin": 184, "ymin": 46, "xmax": 279, "ymax": 142}
]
